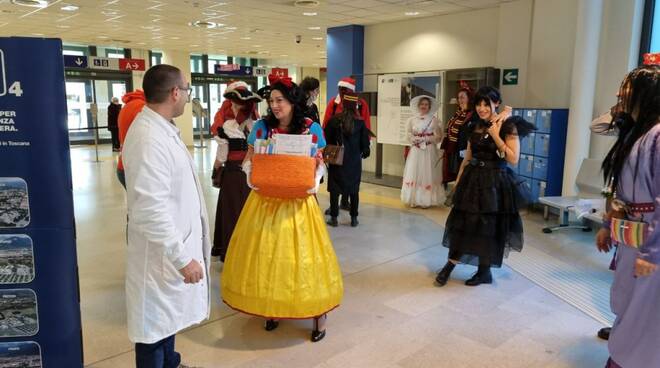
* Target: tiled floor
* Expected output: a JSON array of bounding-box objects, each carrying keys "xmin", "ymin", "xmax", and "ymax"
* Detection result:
[{"xmin": 72, "ymin": 143, "xmax": 611, "ymax": 368}]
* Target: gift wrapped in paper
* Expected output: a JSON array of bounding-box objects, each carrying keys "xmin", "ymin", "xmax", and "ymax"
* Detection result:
[{"xmin": 251, "ymin": 154, "xmax": 316, "ymax": 198}]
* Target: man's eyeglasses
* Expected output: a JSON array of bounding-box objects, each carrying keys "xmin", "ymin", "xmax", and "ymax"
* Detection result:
[{"xmin": 177, "ymin": 85, "xmax": 193, "ymax": 96}]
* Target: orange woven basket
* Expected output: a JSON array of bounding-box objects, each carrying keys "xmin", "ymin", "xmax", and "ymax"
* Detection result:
[{"xmin": 251, "ymin": 154, "xmax": 316, "ymax": 198}]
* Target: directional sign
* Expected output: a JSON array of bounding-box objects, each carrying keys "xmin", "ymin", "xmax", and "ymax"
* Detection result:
[
  {"xmin": 214, "ymin": 64, "xmax": 253, "ymax": 76},
  {"xmin": 271, "ymin": 67, "xmax": 288, "ymax": 78},
  {"xmin": 119, "ymin": 58, "xmax": 146, "ymax": 71},
  {"xmin": 253, "ymin": 67, "xmax": 268, "ymax": 76},
  {"xmin": 63, "ymin": 55, "xmax": 87, "ymax": 68},
  {"xmin": 89, "ymin": 56, "xmax": 119, "ymax": 70},
  {"xmin": 503, "ymin": 68, "xmax": 519, "ymax": 85}
]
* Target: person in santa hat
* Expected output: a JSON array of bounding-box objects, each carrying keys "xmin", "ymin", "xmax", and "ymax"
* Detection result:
[
  {"xmin": 323, "ymin": 77, "xmax": 372, "ymax": 213},
  {"xmin": 322, "ymin": 77, "xmax": 371, "ymax": 130},
  {"xmin": 211, "ymin": 80, "xmax": 261, "ymax": 261}
]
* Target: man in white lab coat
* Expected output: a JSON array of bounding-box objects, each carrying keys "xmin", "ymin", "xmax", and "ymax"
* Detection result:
[{"xmin": 122, "ymin": 64, "xmax": 210, "ymax": 368}]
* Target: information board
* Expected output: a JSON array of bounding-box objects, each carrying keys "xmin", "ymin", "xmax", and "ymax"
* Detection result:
[
  {"xmin": 376, "ymin": 72, "xmax": 443, "ymax": 146},
  {"xmin": 0, "ymin": 37, "xmax": 83, "ymax": 367}
]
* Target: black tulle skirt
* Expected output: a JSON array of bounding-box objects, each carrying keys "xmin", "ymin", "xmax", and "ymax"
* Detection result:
[{"xmin": 442, "ymin": 162, "xmax": 526, "ymax": 268}]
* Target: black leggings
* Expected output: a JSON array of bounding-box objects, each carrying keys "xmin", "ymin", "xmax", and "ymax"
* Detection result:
[{"xmin": 330, "ymin": 192, "xmax": 359, "ymax": 217}]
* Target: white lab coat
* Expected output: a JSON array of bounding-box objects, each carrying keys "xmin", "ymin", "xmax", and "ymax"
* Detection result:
[{"xmin": 122, "ymin": 106, "xmax": 211, "ymax": 344}]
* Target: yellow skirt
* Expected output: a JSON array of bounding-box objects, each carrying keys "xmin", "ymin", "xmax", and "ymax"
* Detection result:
[{"xmin": 221, "ymin": 191, "xmax": 343, "ymax": 319}]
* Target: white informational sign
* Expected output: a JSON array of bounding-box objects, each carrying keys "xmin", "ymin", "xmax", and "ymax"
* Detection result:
[
  {"xmin": 273, "ymin": 134, "xmax": 312, "ymax": 156},
  {"xmin": 377, "ymin": 72, "xmax": 443, "ymax": 146},
  {"xmin": 88, "ymin": 57, "xmax": 119, "ymax": 71}
]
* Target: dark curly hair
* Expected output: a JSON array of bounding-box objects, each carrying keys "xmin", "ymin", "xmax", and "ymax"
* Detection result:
[
  {"xmin": 602, "ymin": 65, "xmax": 660, "ymax": 190},
  {"xmin": 263, "ymin": 81, "xmax": 308, "ymax": 134}
]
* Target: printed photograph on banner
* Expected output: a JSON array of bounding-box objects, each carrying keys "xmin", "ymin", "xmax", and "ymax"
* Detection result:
[
  {"xmin": 0, "ymin": 341, "xmax": 42, "ymax": 368},
  {"xmin": 0, "ymin": 289, "xmax": 39, "ymax": 337},
  {"xmin": 0, "ymin": 234, "xmax": 35, "ymax": 284},
  {"xmin": 400, "ymin": 76, "xmax": 437, "ymax": 106},
  {"xmin": 0, "ymin": 177, "xmax": 30, "ymax": 228}
]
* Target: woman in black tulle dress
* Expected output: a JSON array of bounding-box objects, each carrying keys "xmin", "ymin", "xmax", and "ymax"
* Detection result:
[{"xmin": 436, "ymin": 86, "xmax": 534, "ymax": 287}]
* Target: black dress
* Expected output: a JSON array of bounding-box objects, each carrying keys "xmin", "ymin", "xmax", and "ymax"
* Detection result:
[
  {"xmin": 324, "ymin": 117, "xmax": 370, "ymax": 195},
  {"xmin": 442, "ymin": 117, "xmax": 533, "ymax": 267}
]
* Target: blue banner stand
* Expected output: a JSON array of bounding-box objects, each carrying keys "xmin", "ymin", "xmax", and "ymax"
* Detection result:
[{"xmin": 0, "ymin": 37, "xmax": 83, "ymax": 367}]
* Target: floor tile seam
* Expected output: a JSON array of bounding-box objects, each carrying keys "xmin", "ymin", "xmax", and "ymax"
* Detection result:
[{"xmin": 342, "ymin": 242, "xmax": 444, "ymax": 279}]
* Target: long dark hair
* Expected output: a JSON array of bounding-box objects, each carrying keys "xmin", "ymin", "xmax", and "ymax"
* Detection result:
[
  {"xmin": 263, "ymin": 82, "xmax": 307, "ymax": 134},
  {"xmin": 602, "ymin": 65, "xmax": 660, "ymax": 190},
  {"xmin": 335, "ymin": 97, "xmax": 357, "ymax": 136}
]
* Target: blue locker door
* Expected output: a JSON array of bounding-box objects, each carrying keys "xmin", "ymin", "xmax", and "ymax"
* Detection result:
[
  {"xmin": 536, "ymin": 110, "xmax": 552, "ymax": 133},
  {"xmin": 532, "ymin": 157, "xmax": 548, "ymax": 180},
  {"xmin": 519, "ymin": 154, "xmax": 534, "ymax": 177},
  {"xmin": 534, "ymin": 133, "xmax": 550, "ymax": 157},
  {"xmin": 523, "ymin": 109, "xmax": 538, "ymax": 126},
  {"xmin": 521, "ymin": 132, "xmax": 536, "ymax": 155}
]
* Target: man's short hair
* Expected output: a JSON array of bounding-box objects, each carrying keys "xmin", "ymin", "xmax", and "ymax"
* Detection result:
[{"xmin": 143, "ymin": 64, "xmax": 183, "ymax": 104}]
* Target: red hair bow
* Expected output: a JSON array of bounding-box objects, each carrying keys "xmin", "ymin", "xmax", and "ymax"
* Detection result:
[{"xmin": 268, "ymin": 74, "xmax": 293, "ymax": 88}]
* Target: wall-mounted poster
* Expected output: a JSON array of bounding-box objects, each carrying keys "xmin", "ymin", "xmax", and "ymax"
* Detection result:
[
  {"xmin": 377, "ymin": 72, "xmax": 443, "ymax": 146},
  {"xmin": 0, "ymin": 289, "xmax": 38, "ymax": 337},
  {"xmin": 0, "ymin": 177, "xmax": 30, "ymax": 228},
  {"xmin": 0, "ymin": 341, "xmax": 42, "ymax": 368},
  {"xmin": 0, "ymin": 234, "xmax": 35, "ymax": 284}
]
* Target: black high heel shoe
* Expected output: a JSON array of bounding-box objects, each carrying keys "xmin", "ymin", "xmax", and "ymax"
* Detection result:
[
  {"xmin": 264, "ymin": 319, "xmax": 279, "ymax": 331},
  {"xmin": 311, "ymin": 315, "xmax": 327, "ymax": 342}
]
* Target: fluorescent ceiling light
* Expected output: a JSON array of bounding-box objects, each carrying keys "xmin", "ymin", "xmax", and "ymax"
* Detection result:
[
  {"xmin": 308, "ymin": 26, "xmax": 320, "ymax": 30},
  {"xmin": 312, "ymin": 37, "xmax": 323, "ymax": 40},
  {"xmin": 61, "ymin": 4, "xmax": 79, "ymax": 11},
  {"xmin": 405, "ymin": 11, "xmax": 420, "ymax": 16},
  {"xmin": 303, "ymin": 12, "xmax": 317, "ymax": 16},
  {"xmin": 11, "ymin": 0, "xmax": 48, "ymax": 8}
]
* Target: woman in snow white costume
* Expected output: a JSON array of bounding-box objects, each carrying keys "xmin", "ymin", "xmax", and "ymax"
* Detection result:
[{"xmin": 221, "ymin": 74, "xmax": 343, "ymax": 342}]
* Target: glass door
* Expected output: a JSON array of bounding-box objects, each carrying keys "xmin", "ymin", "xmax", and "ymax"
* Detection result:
[
  {"xmin": 209, "ymin": 82, "xmax": 227, "ymax": 126},
  {"xmin": 93, "ymin": 80, "xmax": 127, "ymax": 140},
  {"xmin": 66, "ymin": 78, "xmax": 128, "ymax": 144},
  {"xmin": 191, "ymin": 84, "xmax": 210, "ymax": 136}
]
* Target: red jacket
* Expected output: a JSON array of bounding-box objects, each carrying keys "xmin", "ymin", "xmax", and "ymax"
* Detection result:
[{"xmin": 322, "ymin": 95, "xmax": 371, "ymax": 131}]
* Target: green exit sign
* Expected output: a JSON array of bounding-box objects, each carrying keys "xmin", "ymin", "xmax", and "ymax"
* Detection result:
[{"xmin": 503, "ymin": 69, "xmax": 519, "ymax": 85}]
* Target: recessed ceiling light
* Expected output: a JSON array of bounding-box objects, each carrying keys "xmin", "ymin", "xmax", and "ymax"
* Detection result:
[
  {"xmin": 190, "ymin": 20, "xmax": 217, "ymax": 28},
  {"xmin": 102, "ymin": 10, "xmax": 119, "ymax": 15},
  {"xmin": 312, "ymin": 37, "xmax": 323, "ymax": 40},
  {"xmin": 61, "ymin": 4, "xmax": 78, "ymax": 11},
  {"xmin": 240, "ymin": 36, "xmax": 251, "ymax": 40},
  {"xmin": 405, "ymin": 11, "xmax": 420, "ymax": 16},
  {"xmin": 137, "ymin": 42, "xmax": 146, "ymax": 45},
  {"xmin": 97, "ymin": 35, "xmax": 109, "ymax": 39},
  {"xmin": 308, "ymin": 26, "xmax": 321, "ymax": 30},
  {"xmin": 57, "ymin": 25, "xmax": 71, "ymax": 28},
  {"xmin": 252, "ymin": 44, "xmax": 262, "ymax": 47},
  {"xmin": 303, "ymin": 12, "xmax": 317, "ymax": 16},
  {"xmin": 11, "ymin": 0, "xmax": 48, "ymax": 8},
  {"xmin": 225, "ymin": 26, "xmax": 237, "ymax": 30},
  {"xmin": 280, "ymin": 54, "xmax": 288, "ymax": 57},
  {"xmin": 170, "ymin": 36, "xmax": 180, "ymax": 40},
  {"xmin": 31, "ymin": 33, "xmax": 44, "ymax": 36},
  {"xmin": 202, "ymin": 11, "xmax": 217, "ymax": 16},
  {"xmin": 294, "ymin": 0, "xmax": 320, "ymax": 8}
]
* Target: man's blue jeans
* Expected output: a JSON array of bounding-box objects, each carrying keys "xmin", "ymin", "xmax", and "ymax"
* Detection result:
[{"xmin": 135, "ymin": 335, "xmax": 181, "ymax": 368}]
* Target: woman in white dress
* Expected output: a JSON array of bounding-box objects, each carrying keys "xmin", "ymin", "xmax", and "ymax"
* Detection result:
[{"xmin": 401, "ymin": 95, "xmax": 444, "ymax": 208}]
